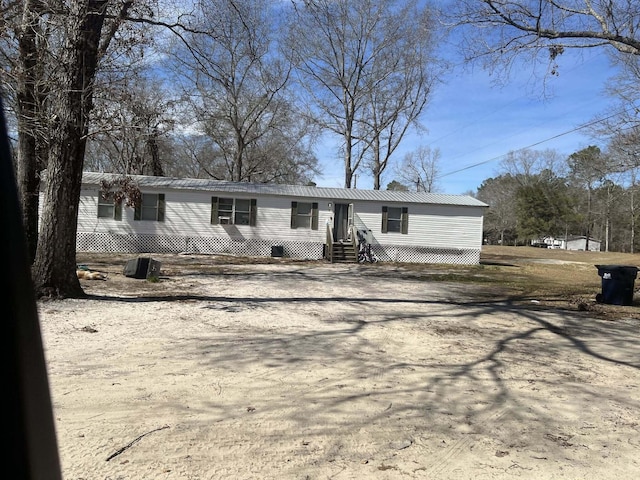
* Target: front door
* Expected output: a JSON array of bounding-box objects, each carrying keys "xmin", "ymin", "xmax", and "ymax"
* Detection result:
[{"xmin": 333, "ymin": 203, "xmax": 353, "ymax": 242}]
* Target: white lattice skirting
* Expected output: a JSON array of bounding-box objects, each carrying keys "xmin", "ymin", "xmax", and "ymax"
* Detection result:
[
  {"xmin": 77, "ymin": 233, "xmax": 324, "ymax": 260},
  {"xmin": 77, "ymin": 233, "xmax": 480, "ymax": 264},
  {"xmin": 371, "ymin": 244, "xmax": 480, "ymax": 265}
]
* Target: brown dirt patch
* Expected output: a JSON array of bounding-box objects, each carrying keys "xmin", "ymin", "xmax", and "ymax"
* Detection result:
[{"xmin": 75, "ymin": 246, "xmax": 640, "ymax": 320}]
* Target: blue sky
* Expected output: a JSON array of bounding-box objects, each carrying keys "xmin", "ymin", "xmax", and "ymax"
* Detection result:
[{"xmin": 313, "ymin": 49, "xmax": 618, "ymax": 195}]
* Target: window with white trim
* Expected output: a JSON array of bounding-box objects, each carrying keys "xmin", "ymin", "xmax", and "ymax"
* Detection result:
[
  {"xmin": 211, "ymin": 197, "xmax": 257, "ymax": 225},
  {"xmin": 97, "ymin": 191, "xmax": 122, "ymax": 220}
]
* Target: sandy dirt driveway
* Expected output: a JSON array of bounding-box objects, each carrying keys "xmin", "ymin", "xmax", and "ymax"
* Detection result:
[{"xmin": 38, "ymin": 260, "xmax": 640, "ymax": 479}]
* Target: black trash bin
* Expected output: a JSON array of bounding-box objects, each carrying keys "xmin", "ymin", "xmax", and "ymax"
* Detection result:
[
  {"xmin": 595, "ymin": 265, "xmax": 639, "ymax": 306},
  {"xmin": 124, "ymin": 257, "xmax": 161, "ymax": 279}
]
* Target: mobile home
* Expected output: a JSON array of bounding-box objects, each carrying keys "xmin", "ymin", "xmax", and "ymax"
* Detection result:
[{"xmin": 77, "ymin": 172, "xmax": 487, "ymax": 264}]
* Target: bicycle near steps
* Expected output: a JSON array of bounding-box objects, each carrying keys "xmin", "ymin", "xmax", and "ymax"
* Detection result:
[{"xmin": 357, "ymin": 230, "xmax": 378, "ymax": 263}]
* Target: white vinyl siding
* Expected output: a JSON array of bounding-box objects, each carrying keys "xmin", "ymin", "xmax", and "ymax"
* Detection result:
[
  {"xmin": 76, "ymin": 190, "xmax": 329, "ymax": 242},
  {"xmin": 78, "ymin": 190, "xmax": 482, "ymax": 249},
  {"xmin": 75, "ymin": 176, "xmax": 485, "ymax": 264},
  {"xmin": 354, "ymin": 203, "xmax": 482, "ymax": 250}
]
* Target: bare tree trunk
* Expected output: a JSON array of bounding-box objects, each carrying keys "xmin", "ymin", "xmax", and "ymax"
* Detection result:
[
  {"xmin": 631, "ymin": 171, "xmax": 636, "ymax": 254},
  {"xmin": 631, "ymin": 189, "xmax": 636, "ymax": 254},
  {"xmin": 234, "ymin": 134, "xmax": 244, "ymax": 182},
  {"xmin": 372, "ymin": 135, "xmax": 381, "ymax": 190},
  {"xmin": 15, "ymin": 0, "xmax": 44, "ymax": 264},
  {"xmin": 585, "ymin": 188, "xmax": 592, "ymax": 251},
  {"xmin": 344, "ymin": 124, "xmax": 354, "ymax": 188},
  {"xmin": 344, "ymin": 156, "xmax": 353, "ymax": 188},
  {"xmin": 15, "ymin": 125, "xmax": 40, "ymax": 264},
  {"xmin": 146, "ymin": 134, "xmax": 164, "ymax": 176},
  {"xmin": 32, "ymin": 0, "xmax": 108, "ymax": 298}
]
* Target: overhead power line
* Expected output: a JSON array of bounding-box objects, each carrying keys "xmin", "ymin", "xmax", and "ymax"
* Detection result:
[{"xmin": 440, "ymin": 108, "xmax": 636, "ymax": 178}]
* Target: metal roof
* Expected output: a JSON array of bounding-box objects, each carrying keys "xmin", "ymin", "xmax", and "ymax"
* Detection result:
[{"xmin": 82, "ymin": 171, "xmax": 488, "ymax": 208}]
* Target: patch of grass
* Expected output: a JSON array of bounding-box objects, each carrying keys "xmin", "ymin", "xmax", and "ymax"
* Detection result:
[
  {"xmin": 384, "ymin": 246, "xmax": 640, "ymax": 319},
  {"xmin": 478, "ymin": 246, "xmax": 640, "ymax": 318}
]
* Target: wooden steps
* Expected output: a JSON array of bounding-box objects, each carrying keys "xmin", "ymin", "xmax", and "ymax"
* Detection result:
[{"xmin": 330, "ymin": 241, "xmax": 357, "ymax": 263}]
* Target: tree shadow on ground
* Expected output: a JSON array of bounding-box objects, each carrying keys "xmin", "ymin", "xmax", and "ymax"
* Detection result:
[{"xmin": 92, "ymin": 286, "xmax": 640, "ymax": 461}]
